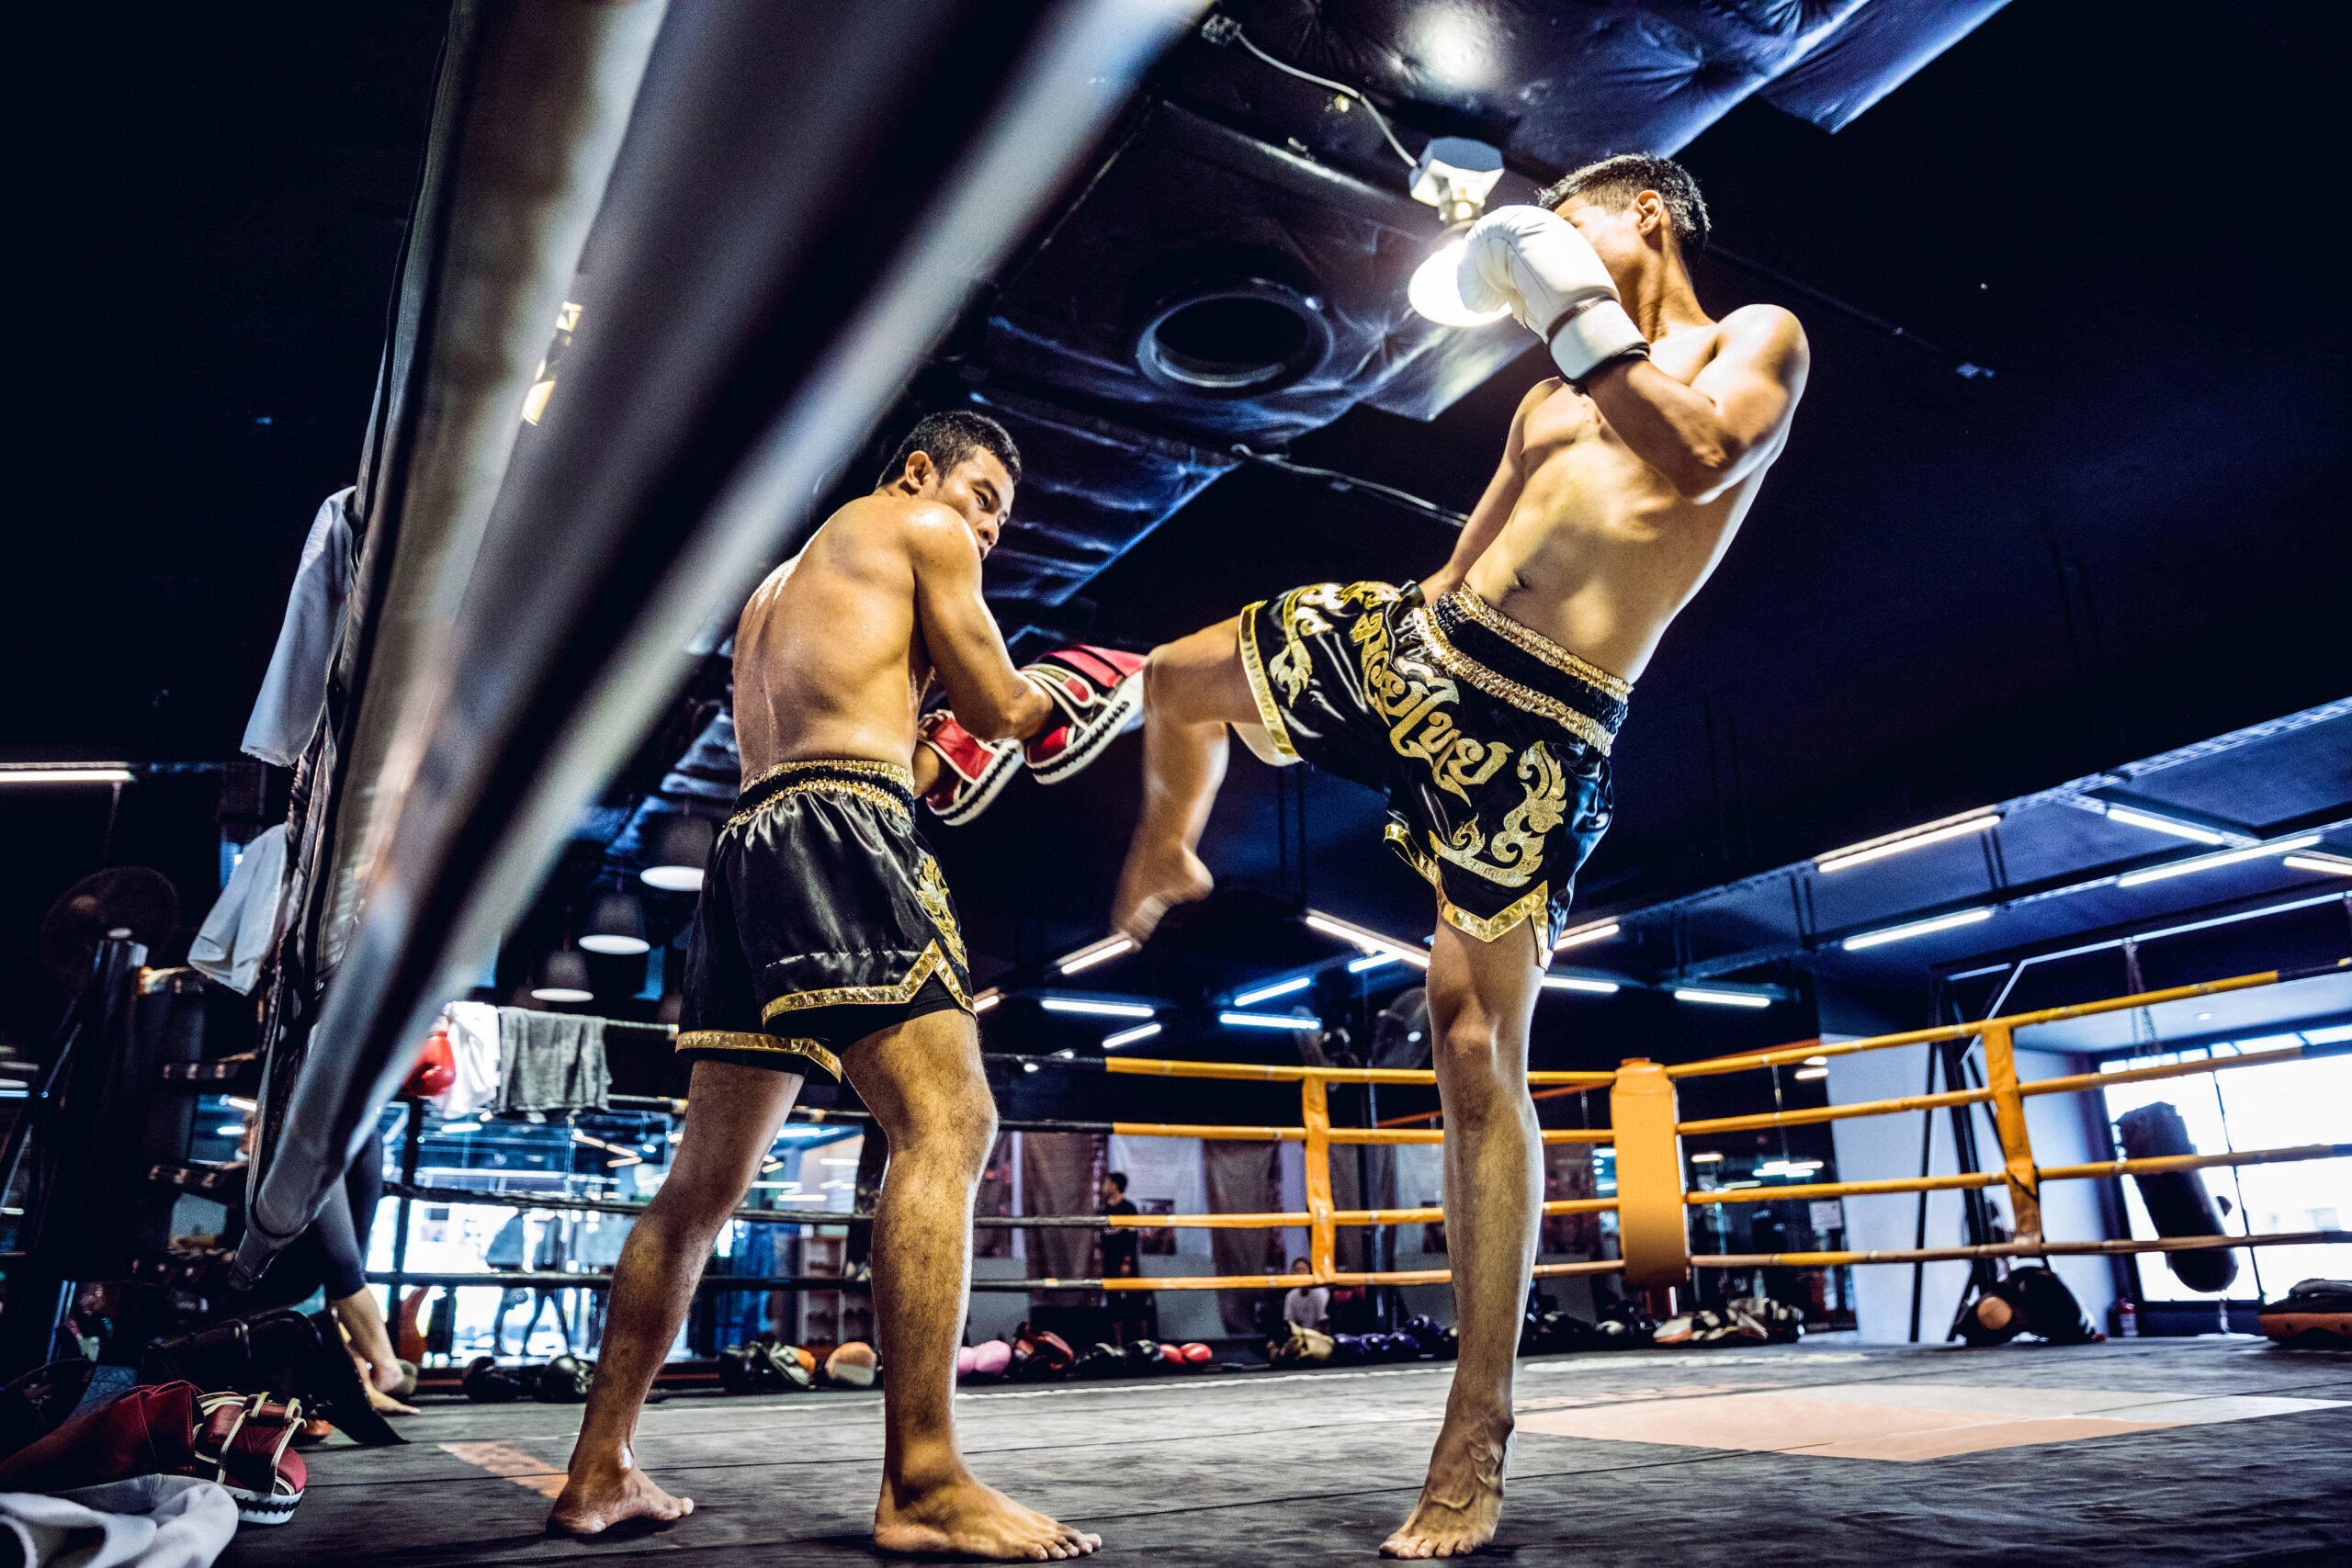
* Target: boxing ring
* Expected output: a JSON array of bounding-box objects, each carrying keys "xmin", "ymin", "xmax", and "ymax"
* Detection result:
[{"xmin": 366, "ymin": 956, "xmax": 2348, "ymax": 1314}]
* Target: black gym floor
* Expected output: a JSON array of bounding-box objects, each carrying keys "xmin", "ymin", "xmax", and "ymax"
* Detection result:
[{"xmin": 227, "ymin": 1338, "xmax": 2352, "ymax": 1566}]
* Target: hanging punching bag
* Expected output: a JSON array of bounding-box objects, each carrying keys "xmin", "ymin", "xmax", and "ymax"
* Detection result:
[{"xmin": 2116, "ymin": 1102, "xmax": 2238, "ymax": 1294}]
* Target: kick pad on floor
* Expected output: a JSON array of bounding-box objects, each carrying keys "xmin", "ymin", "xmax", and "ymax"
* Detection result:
[{"xmin": 1511, "ymin": 1383, "xmax": 2347, "ymax": 1462}]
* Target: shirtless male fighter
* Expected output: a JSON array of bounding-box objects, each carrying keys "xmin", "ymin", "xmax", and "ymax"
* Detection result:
[
  {"xmin": 550, "ymin": 411, "xmax": 1140, "ymax": 1560},
  {"xmin": 1111, "ymin": 154, "xmax": 1808, "ymax": 1558}
]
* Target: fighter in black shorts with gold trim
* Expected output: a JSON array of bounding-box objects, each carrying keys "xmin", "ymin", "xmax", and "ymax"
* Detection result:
[
  {"xmin": 1112, "ymin": 155, "xmax": 1807, "ymax": 1558},
  {"xmin": 553, "ymin": 412, "xmax": 1136, "ymax": 1561}
]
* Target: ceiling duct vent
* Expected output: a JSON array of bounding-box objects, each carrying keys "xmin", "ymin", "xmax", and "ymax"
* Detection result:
[{"xmin": 1133, "ymin": 278, "xmax": 1331, "ymax": 397}]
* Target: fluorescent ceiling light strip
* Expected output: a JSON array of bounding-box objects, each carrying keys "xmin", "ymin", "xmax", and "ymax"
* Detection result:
[
  {"xmin": 1057, "ymin": 935, "xmax": 1136, "ymax": 974},
  {"xmin": 1673, "ymin": 987, "xmax": 1773, "ymax": 1009},
  {"xmin": 1347, "ymin": 954, "xmax": 1400, "ymax": 973},
  {"xmin": 1102, "ymin": 1022, "xmax": 1161, "ymax": 1050},
  {"xmin": 1219, "ymin": 1011, "xmax": 1321, "ymax": 1031},
  {"xmin": 2284, "ymin": 852, "xmax": 2352, "ymax": 877},
  {"xmin": 1304, "ymin": 911, "xmax": 1431, "ymax": 968},
  {"xmin": 973, "ymin": 989, "xmax": 1002, "ymax": 1013},
  {"xmin": 0, "ymin": 767, "xmax": 135, "ymax": 784},
  {"xmin": 1842, "ymin": 906, "xmax": 1995, "ymax": 952},
  {"xmin": 1234, "ymin": 975, "xmax": 1313, "ymax": 1006},
  {"xmin": 1553, "ymin": 919, "xmax": 1619, "ymax": 952},
  {"xmin": 2115, "ymin": 833, "xmax": 2321, "ymax": 888},
  {"xmin": 1815, "ymin": 813, "xmax": 2000, "ymax": 874},
  {"xmin": 1039, "ymin": 998, "xmax": 1154, "ymax": 1019},
  {"xmin": 2102, "ymin": 804, "xmax": 2230, "ymax": 845},
  {"xmin": 1542, "ymin": 975, "xmax": 1620, "ymax": 994}
]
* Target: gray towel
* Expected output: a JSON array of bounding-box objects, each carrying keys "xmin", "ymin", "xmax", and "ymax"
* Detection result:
[{"xmin": 495, "ymin": 1009, "xmax": 610, "ymax": 1112}]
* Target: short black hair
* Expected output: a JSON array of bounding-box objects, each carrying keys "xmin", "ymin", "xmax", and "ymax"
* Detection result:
[
  {"xmin": 1537, "ymin": 153, "xmax": 1710, "ymax": 257},
  {"xmin": 1104, "ymin": 1171, "xmax": 1128, "ymax": 1193},
  {"xmin": 876, "ymin": 410, "xmax": 1023, "ymax": 491}
]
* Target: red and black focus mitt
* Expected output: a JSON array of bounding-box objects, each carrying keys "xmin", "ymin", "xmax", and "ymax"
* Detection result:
[
  {"xmin": 916, "ymin": 710, "xmax": 1021, "ymax": 825},
  {"xmin": 1016, "ymin": 645, "xmax": 1146, "ymax": 784}
]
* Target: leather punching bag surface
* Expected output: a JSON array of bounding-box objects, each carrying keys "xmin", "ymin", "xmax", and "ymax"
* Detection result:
[{"xmin": 2116, "ymin": 1102, "xmax": 2238, "ymax": 1293}]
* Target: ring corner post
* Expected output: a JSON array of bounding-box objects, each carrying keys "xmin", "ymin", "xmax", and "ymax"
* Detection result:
[
  {"xmin": 1610, "ymin": 1058, "xmax": 1690, "ymax": 1303},
  {"xmin": 1980, "ymin": 1022, "xmax": 2043, "ymax": 1242}
]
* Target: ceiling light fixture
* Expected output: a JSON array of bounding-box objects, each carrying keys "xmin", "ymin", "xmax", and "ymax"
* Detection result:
[
  {"xmin": 1553, "ymin": 919, "xmax": 1620, "ymax": 952},
  {"xmin": 1219, "ymin": 1011, "xmax": 1322, "ymax": 1032},
  {"xmin": 0, "ymin": 766, "xmax": 135, "ymax": 785},
  {"xmin": 1103, "ymin": 1022, "xmax": 1162, "ymax": 1051},
  {"xmin": 1305, "ymin": 911, "xmax": 1431, "ymax": 969},
  {"xmin": 2102, "ymin": 804, "xmax": 2230, "ymax": 845},
  {"xmin": 529, "ymin": 948, "xmax": 594, "ymax": 1004},
  {"xmin": 2115, "ymin": 833, "xmax": 2322, "ymax": 888},
  {"xmin": 1842, "ymin": 906, "xmax": 1996, "ymax": 951},
  {"xmin": 2283, "ymin": 852, "xmax": 2352, "ymax": 878},
  {"xmin": 1234, "ymin": 975, "xmax": 1313, "ymax": 1007},
  {"xmin": 1689, "ymin": 1151, "xmax": 1724, "ymax": 1164},
  {"xmin": 1039, "ymin": 998, "xmax": 1155, "ymax": 1019},
  {"xmin": 1543, "ymin": 975, "xmax": 1621, "ymax": 994},
  {"xmin": 973, "ymin": 989, "xmax": 1002, "ymax": 1013},
  {"xmin": 1673, "ymin": 987, "xmax": 1773, "ymax": 1009},
  {"xmin": 1793, "ymin": 1066, "xmax": 1829, "ymax": 1081},
  {"xmin": 1815, "ymin": 812, "xmax": 2002, "ymax": 874},
  {"xmin": 1405, "ymin": 138, "xmax": 1510, "ymax": 327},
  {"xmin": 1057, "ymin": 935, "xmax": 1136, "ymax": 975},
  {"xmin": 579, "ymin": 888, "xmax": 650, "ymax": 955},
  {"xmin": 1348, "ymin": 953, "xmax": 1401, "ymax": 974},
  {"xmin": 639, "ymin": 815, "xmax": 715, "ymax": 893}
]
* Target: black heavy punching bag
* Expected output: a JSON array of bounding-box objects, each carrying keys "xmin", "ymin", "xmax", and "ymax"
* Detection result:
[{"xmin": 2116, "ymin": 1102, "xmax": 2238, "ymax": 1293}]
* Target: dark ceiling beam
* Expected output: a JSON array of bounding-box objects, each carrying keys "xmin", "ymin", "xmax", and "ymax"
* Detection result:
[{"xmin": 235, "ymin": 0, "xmax": 1205, "ymax": 1284}]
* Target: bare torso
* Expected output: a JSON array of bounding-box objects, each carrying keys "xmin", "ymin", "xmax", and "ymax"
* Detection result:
[
  {"xmin": 1464, "ymin": 309, "xmax": 1792, "ymax": 682},
  {"xmin": 731, "ymin": 495, "xmax": 934, "ymax": 784}
]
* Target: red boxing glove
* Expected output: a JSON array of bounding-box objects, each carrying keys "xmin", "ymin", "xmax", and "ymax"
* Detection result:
[
  {"xmin": 403, "ymin": 1021, "xmax": 456, "ymax": 1099},
  {"xmin": 917, "ymin": 709, "xmax": 1020, "ymax": 825},
  {"xmin": 1016, "ymin": 645, "xmax": 1146, "ymax": 784}
]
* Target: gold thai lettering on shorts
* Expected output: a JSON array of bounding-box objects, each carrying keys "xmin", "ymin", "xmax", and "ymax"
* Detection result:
[
  {"xmin": 914, "ymin": 855, "xmax": 968, "ymax": 974},
  {"xmin": 1347, "ymin": 589, "xmax": 1510, "ymax": 806},
  {"xmin": 1425, "ymin": 742, "xmax": 1569, "ymax": 888}
]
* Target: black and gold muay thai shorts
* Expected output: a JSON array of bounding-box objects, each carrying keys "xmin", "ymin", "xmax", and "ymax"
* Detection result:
[
  {"xmin": 675, "ymin": 759, "xmax": 974, "ymax": 1083},
  {"xmin": 1238, "ymin": 581, "xmax": 1625, "ymax": 949}
]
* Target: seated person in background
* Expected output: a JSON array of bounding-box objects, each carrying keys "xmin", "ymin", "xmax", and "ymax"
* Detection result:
[{"xmin": 1283, "ymin": 1258, "xmax": 1329, "ymax": 1334}]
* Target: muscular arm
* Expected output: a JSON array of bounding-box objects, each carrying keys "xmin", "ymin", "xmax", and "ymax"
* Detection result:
[
  {"xmin": 1586, "ymin": 305, "xmax": 1809, "ymax": 502},
  {"xmin": 1421, "ymin": 382, "xmax": 1546, "ymax": 599},
  {"xmin": 906, "ymin": 505, "xmax": 1054, "ymax": 741}
]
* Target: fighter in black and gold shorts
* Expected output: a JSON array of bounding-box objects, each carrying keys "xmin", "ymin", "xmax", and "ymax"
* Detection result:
[
  {"xmin": 675, "ymin": 759, "xmax": 973, "ymax": 1083},
  {"xmin": 1237, "ymin": 581, "xmax": 1624, "ymax": 948}
]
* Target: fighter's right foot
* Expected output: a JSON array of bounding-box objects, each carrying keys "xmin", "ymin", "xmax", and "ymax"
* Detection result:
[
  {"xmin": 1379, "ymin": 1415, "xmax": 1510, "ymax": 1559},
  {"xmin": 547, "ymin": 1460, "xmax": 693, "ymax": 1537},
  {"xmin": 874, "ymin": 1471, "xmax": 1100, "ymax": 1561},
  {"xmin": 1111, "ymin": 839, "xmax": 1212, "ymax": 942}
]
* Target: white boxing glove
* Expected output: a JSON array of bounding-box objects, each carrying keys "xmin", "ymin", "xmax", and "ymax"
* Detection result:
[{"xmin": 1459, "ymin": 205, "xmax": 1648, "ymax": 385}]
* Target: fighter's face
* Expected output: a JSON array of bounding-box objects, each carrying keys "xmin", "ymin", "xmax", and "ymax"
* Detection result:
[
  {"xmin": 1555, "ymin": 194, "xmax": 1647, "ymax": 291},
  {"xmin": 924, "ymin": 451, "xmax": 1015, "ymax": 558}
]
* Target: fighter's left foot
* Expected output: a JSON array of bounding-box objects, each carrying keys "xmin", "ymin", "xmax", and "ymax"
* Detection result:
[
  {"xmin": 874, "ymin": 1469, "xmax": 1100, "ymax": 1560},
  {"xmin": 1379, "ymin": 1414, "xmax": 1510, "ymax": 1559},
  {"xmin": 1111, "ymin": 838, "xmax": 1212, "ymax": 942}
]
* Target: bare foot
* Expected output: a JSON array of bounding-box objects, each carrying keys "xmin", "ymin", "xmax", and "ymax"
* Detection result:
[
  {"xmin": 1111, "ymin": 838, "xmax": 1212, "ymax": 942},
  {"xmin": 874, "ymin": 1470, "xmax": 1099, "ymax": 1561},
  {"xmin": 548, "ymin": 1458, "xmax": 693, "ymax": 1537},
  {"xmin": 1380, "ymin": 1416, "xmax": 1510, "ymax": 1559}
]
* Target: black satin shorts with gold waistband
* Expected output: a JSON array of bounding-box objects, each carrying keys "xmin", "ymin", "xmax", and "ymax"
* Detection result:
[
  {"xmin": 675, "ymin": 759, "xmax": 974, "ymax": 1084},
  {"xmin": 1238, "ymin": 581, "xmax": 1625, "ymax": 949}
]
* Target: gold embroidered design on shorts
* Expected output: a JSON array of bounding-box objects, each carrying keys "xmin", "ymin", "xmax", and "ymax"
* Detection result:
[
  {"xmin": 1412, "ymin": 609, "xmax": 1616, "ymax": 756},
  {"xmin": 759, "ymin": 940, "xmax": 974, "ymax": 1021},
  {"xmin": 1453, "ymin": 588, "xmax": 1633, "ymax": 700},
  {"xmin": 740, "ymin": 757, "xmax": 916, "ymax": 791},
  {"xmin": 914, "ymin": 855, "xmax": 968, "ymax": 973},
  {"xmin": 1425, "ymin": 742, "xmax": 1567, "ymax": 888},
  {"xmin": 675, "ymin": 1029, "xmax": 842, "ymax": 1082},
  {"xmin": 725, "ymin": 777, "xmax": 912, "ymax": 835},
  {"xmin": 1237, "ymin": 603, "xmax": 1302, "ymax": 759},
  {"xmin": 1384, "ymin": 822, "xmax": 1554, "ymax": 944},
  {"xmin": 1349, "ymin": 592, "xmax": 1513, "ymax": 805}
]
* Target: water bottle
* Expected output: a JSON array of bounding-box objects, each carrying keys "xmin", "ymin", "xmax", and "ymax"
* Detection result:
[{"xmin": 2118, "ymin": 1299, "xmax": 2139, "ymax": 1338}]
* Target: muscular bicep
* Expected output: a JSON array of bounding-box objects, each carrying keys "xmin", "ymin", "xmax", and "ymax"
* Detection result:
[
  {"xmin": 1689, "ymin": 307, "xmax": 1808, "ymax": 468},
  {"xmin": 906, "ymin": 510, "xmax": 1034, "ymax": 737}
]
